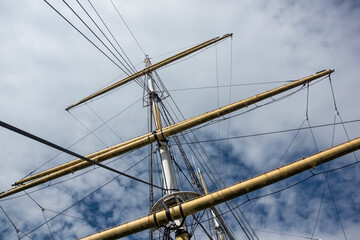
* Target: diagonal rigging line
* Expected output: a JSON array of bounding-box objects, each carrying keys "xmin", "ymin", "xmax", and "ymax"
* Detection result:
[
  {"xmin": 88, "ymin": 0, "xmax": 138, "ymax": 72},
  {"xmin": 42, "ymin": 0, "xmax": 136, "ymax": 79},
  {"xmin": 0, "ymin": 120, "xmax": 163, "ymax": 191},
  {"xmin": 174, "ymin": 119, "xmax": 360, "ymax": 145},
  {"xmin": 21, "ymin": 97, "xmax": 142, "ymax": 182},
  {"xmin": 198, "ymin": 159, "xmax": 360, "ymax": 227},
  {"xmin": 74, "ymin": 0, "xmax": 135, "ymax": 76},
  {"xmin": 0, "ymin": 205, "xmax": 21, "ymax": 238},
  {"xmin": 20, "ymin": 151, "xmax": 150, "ymax": 239},
  {"xmin": 110, "ymin": 0, "xmax": 146, "ymax": 56}
]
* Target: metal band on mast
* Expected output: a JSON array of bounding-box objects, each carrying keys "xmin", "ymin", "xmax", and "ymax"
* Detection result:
[{"xmin": 0, "ymin": 69, "xmax": 333, "ymax": 199}]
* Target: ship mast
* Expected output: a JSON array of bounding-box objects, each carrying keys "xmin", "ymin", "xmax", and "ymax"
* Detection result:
[
  {"xmin": 0, "ymin": 33, "xmax": 349, "ymax": 240},
  {"xmin": 145, "ymin": 56, "xmax": 189, "ymax": 239}
]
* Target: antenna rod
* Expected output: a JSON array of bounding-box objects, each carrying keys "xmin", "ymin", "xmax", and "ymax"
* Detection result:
[
  {"xmin": 65, "ymin": 34, "xmax": 232, "ymax": 110},
  {"xmin": 1, "ymin": 69, "xmax": 333, "ymax": 199},
  {"xmin": 79, "ymin": 136, "xmax": 360, "ymax": 239}
]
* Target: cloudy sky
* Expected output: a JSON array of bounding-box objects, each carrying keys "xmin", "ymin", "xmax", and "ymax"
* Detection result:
[{"xmin": 0, "ymin": 0, "xmax": 360, "ymax": 239}]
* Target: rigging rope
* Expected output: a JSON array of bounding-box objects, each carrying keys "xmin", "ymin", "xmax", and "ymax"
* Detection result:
[
  {"xmin": 0, "ymin": 120, "xmax": 163, "ymax": 191},
  {"xmin": 43, "ymin": 0, "xmax": 128, "ymax": 74},
  {"xmin": 19, "ymin": 151, "xmax": 150, "ymax": 239}
]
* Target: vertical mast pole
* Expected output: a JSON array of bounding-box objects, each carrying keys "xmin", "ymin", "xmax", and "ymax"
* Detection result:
[{"xmin": 146, "ymin": 57, "xmax": 189, "ymax": 239}]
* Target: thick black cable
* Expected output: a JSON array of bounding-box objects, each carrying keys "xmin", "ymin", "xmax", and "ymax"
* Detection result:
[{"xmin": 0, "ymin": 120, "xmax": 163, "ymax": 191}]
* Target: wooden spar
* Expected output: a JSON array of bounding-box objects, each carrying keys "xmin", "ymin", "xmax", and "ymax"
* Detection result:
[
  {"xmin": 0, "ymin": 69, "xmax": 333, "ymax": 199},
  {"xmin": 65, "ymin": 33, "xmax": 232, "ymax": 111},
  {"xmin": 79, "ymin": 136, "xmax": 360, "ymax": 240}
]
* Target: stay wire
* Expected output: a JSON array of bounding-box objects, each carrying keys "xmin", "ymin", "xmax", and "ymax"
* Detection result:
[
  {"xmin": 0, "ymin": 120, "xmax": 163, "ymax": 191},
  {"xmin": 63, "ymin": 0, "xmax": 135, "ymax": 76},
  {"xmin": 0, "ymin": 204, "xmax": 21, "ymax": 239},
  {"xmin": 168, "ymin": 80, "xmax": 295, "ymax": 92},
  {"xmin": 24, "ymin": 191, "xmax": 55, "ymax": 240},
  {"xmin": 43, "ymin": 0, "xmax": 128, "ymax": 74},
  {"xmin": 20, "ymin": 151, "xmax": 150, "ymax": 239},
  {"xmin": 74, "ymin": 0, "xmax": 135, "ymax": 76},
  {"xmin": 85, "ymin": 103, "xmax": 149, "ymax": 177},
  {"xmin": 305, "ymin": 86, "xmax": 347, "ymax": 239},
  {"xmin": 22, "ymin": 97, "xmax": 142, "ymax": 180},
  {"xmin": 88, "ymin": 0, "xmax": 140, "ymax": 74},
  {"xmin": 328, "ymin": 75, "xmax": 360, "ymax": 168},
  {"xmin": 86, "ymin": 0, "xmax": 145, "ymax": 89},
  {"xmin": 312, "ymin": 113, "xmax": 338, "ymax": 238},
  {"xmin": 327, "ymin": 178, "xmax": 348, "ymax": 240},
  {"xmin": 170, "ymin": 119, "xmax": 360, "ymax": 145},
  {"xmin": 110, "ymin": 0, "xmax": 146, "ymax": 56},
  {"xmin": 158, "ymin": 83, "xmax": 241, "ymax": 237},
  {"xmin": 0, "ymin": 151, "xmax": 135, "ymax": 202},
  {"xmin": 225, "ymin": 35, "xmax": 233, "ymax": 192},
  {"xmin": 187, "ymin": 75, "xmax": 328, "ymax": 134},
  {"xmin": 68, "ymin": 110, "xmax": 109, "ymax": 147}
]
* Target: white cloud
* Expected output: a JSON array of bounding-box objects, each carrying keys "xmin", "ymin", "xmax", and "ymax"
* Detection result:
[{"xmin": 0, "ymin": 0, "xmax": 359, "ymax": 239}]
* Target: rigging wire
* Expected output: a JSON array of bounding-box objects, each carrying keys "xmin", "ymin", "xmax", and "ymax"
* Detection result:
[
  {"xmin": 85, "ymin": 103, "xmax": 149, "ymax": 174},
  {"xmin": 198, "ymin": 159, "xmax": 360, "ymax": 227},
  {"xmin": 88, "ymin": 0, "xmax": 140, "ymax": 74},
  {"xmin": 169, "ymin": 119, "xmax": 360, "ymax": 145},
  {"xmin": 76, "ymin": 0, "xmax": 145, "ymax": 88},
  {"xmin": 0, "ymin": 151, "xmax": 134, "ymax": 202},
  {"xmin": 0, "ymin": 120, "xmax": 163, "ymax": 191},
  {"xmin": 110, "ymin": 0, "xmax": 146, "ymax": 56},
  {"xmin": 161, "ymin": 95, "xmax": 256, "ymax": 239},
  {"xmin": 167, "ymin": 80, "xmax": 295, "ymax": 92},
  {"xmin": 225, "ymin": 35, "xmax": 233, "ymax": 191},
  {"xmin": 215, "ymin": 44, "xmax": 221, "ymax": 180},
  {"xmin": 19, "ymin": 151, "xmax": 150, "ymax": 239},
  {"xmin": 24, "ymin": 191, "xmax": 55, "ymax": 240},
  {"xmin": 73, "ymin": 0, "xmax": 135, "ymax": 76},
  {"xmin": 68, "ymin": 110, "xmax": 109, "ymax": 147},
  {"xmin": 301, "ymin": 79, "xmax": 348, "ymax": 239},
  {"xmin": 0, "ymin": 205, "xmax": 21, "ymax": 239},
  {"xmin": 328, "ymin": 75, "xmax": 360, "ymax": 168},
  {"xmin": 21, "ymin": 97, "xmax": 142, "ymax": 180},
  {"xmin": 43, "ymin": 0, "xmax": 129, "ymax": 74}
]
